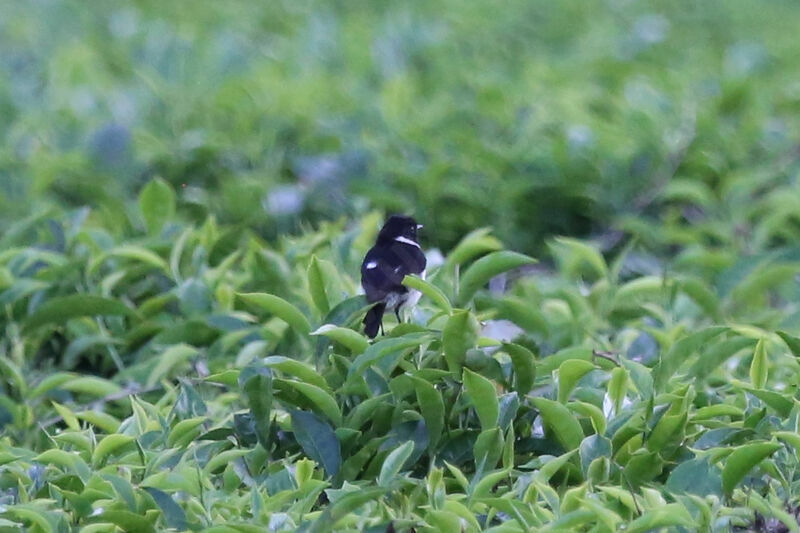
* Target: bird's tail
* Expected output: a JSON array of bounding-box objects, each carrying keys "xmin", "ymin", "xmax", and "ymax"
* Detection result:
[{"xmin": 363, "ymin": 302, "xmax": 386, "ymax": 339}]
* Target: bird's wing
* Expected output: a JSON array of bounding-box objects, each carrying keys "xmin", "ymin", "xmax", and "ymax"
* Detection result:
[{"xmin": 361, "ymin": 243, "xmax": 426, "ymax": 302}]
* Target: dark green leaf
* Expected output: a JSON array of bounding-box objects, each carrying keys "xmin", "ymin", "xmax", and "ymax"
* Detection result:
[{"xmin": 292, "ymin": 410, "xmax": 341, "ymax": 477}]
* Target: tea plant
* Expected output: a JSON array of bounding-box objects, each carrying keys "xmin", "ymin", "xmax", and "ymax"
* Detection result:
[{"xmin": 2, "ymin": 179, "xmax": 800, "ymax": 532}]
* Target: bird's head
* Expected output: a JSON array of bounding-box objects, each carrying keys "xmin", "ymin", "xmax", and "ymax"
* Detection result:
[{"xmin": 377, "ymin": 215, "xmax": 422, "ymax": 244}]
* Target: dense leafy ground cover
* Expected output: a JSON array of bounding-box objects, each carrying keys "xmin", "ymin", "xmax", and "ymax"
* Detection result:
[
  {"xmin": 2, "ymin": 0, "xmax": 800, "ymax": 253},
  {"xmin": 4, "ymin": 1, "xmax": 800, "ymax": 531},
  {"xmin": 2, "ymin": 177, "xmax": 800, "ymax": 532}
]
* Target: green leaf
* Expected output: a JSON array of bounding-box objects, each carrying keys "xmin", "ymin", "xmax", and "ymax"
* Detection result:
[
  {"xmin": 378, "ymin": 440, "xmax": 414, "ymax": 486},
  {"xmin": 275, "ymin": 378, "xmax": 342, "ymax": 425},
  {"xmin": 62, "ymin": 376, "xmax": 122, "ymax": 397},
  {"xmin": 463, "ymin": 367, "xmax": 499, "ymax": 430},
  {"xmin": 291, "ymin": 410, "xmax": 341, "ymax": 477},
  {"xmin": 402, "ymin": 275, "xmax": 452, "ymax": 314},
  {"xmin": 666, "ymin": 458, "xmax": 722, "ymax": 497},
  {"xmin": 142, "ymin": 486, "xmax": 188, "ymax": 531},
  {"xmin": 679, "ymin": 277, "xmax": 721, "ymax": 321},
  {"xmin": 413, "ymin": 376, "xmax": 445, "ymax": 451},
  {"xmin": 237, "ymin": 292, "xmax": 311, "ymax": 335},
  {"xmin": 147, "ymin": 344, "xmax": 198, "ymax": 386},
  {"xmin": 310, "ymin": 325, "xmax": 369, "ymax": 354},
  {"xmin": 557, "ymin": 359, "xmax": 595, "ymax": 404},
  {"xmin": 652, "ymin": 327, "xmax": 728, "ymax": 391},
  {"xmin": 445, "ymin": 227, "xmax": 503, "ymax": 269},
  {"xmin": 76, "ymin": 410, "xmax": 121, "ymax": 433},
  {"xmin": 349, "ymin": 332, "xmax": 431, "ymax": 377},
  {"xmin": 89, "ymin": 245, "xmax": 170, "ymax": 274},
  {"xmin": 551, "ymin": 237, "xmax": 607, "ymax": 278},
  {"xmin": 166, "ymin": 417, "xmax": 207, "ymax": 448},
  {"xmin": 647, "ymin": 411, "xmax": 687, "ymax": 452},
  {"xmin": 243, "ymin": 371, "xmax": 273, "ymax": 450},
  {"xmin": 473, "ymin": 428, "xmax": 503, "ymax": 474},
  {"xmin": 51, "ymin": 401, "xmax": 79, "ymax": 431},
  {"xmin": 730, "ymin": 380, "xmax": 794, "ymax": 417},
  {"xmin": 579, "ymin": 435, "xmax": 611, "ymax": 476},
  {"xmin": 442, "ymin": 310, "xmax": 480, "ymax": 373},
  {"xmin": 91, "ymin": 510, "xmax": 155, "ymax": 533},
  {"xmin": 722, "ymin": 441, "xmax": 782, "ymax": 495},
  {"xmin": 607, "ymin": 367, "xmax": 628, "ymax": 416},
  {"xmin": 203, "ymin": 449, "xmax": 251, "ymax": 474},
  {"xmin": 63, "ymin": 335, "xmax": 122, "ymax": 369},
  {"xmin": 502, "ymin": 343, "xmax": 536, "ymax": 395},
  {"xmin": 308, "ymin": 488, "xmax": 386, "ymax": 533},
  {"xmin": 263, "ymin": 356, "xmax": 330, "ymax": 390},
  {"xmin": 93, "ymin": 434, "xmax": 136, "ymax": 466},
  {"xmin": 688, "ymin": 336, "xmax": 756, "ymax": 380},
  {"xmin": 532, "ymin": 398, "xmax": 584, "ymax": 451},
  {"xmin": 749, "ymin": 338, "xmax": 769, "ymax": 388},
  {"xmin": 458, "ymin": 251, "xmax": 536, "ymax": 304},
  {"xmin": 625, "ymin": 503, "xmax": 696, "ymax": 533},
  {"xmin": 139, "ymin": 177, "xmax": 175, "ymax": 235},
  {"xmin": 777, "ymin": 330, "xmax": 800, "ymax": 356},
  {"xmin": 24, "ymin": 295, "xmax": 137, "ymax": 331},
  {"xmin": 307, "ymin": 255, "xmax": 330, "ymax": 315}
]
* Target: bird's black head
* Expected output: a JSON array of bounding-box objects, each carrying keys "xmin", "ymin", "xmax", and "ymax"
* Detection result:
[{"xmin": 377, "ymin": 215, "xmax": 422, "ymax": 244}]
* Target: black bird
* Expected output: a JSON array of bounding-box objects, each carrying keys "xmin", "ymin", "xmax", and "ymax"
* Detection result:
[{"xmin": 361, "ymin": 215, "xmax": 426, "ymax": 338}]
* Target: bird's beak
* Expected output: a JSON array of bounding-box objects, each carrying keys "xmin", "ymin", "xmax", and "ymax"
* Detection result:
[{"xmin": 417, "ymin": 224, "xmax": 424, "ymax": 230}]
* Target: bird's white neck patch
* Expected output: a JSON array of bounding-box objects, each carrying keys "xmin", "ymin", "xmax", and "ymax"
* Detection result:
[{"xmin": 394, "ymin": 236, "xmax": 420, "ymax": 248}]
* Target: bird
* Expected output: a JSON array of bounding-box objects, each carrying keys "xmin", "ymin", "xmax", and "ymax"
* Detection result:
[{"xmin": 361, "ymin": 215, "xmax": 426, "ymax": 338}]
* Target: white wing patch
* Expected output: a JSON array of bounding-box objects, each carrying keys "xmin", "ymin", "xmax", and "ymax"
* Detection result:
[
  {"xmin": 394, "ymin": 236, "xmax": 421, "ymax": 249},
  {"xmin": 366, "ymin": 261, "xmax": 378, "ymax": 269}
]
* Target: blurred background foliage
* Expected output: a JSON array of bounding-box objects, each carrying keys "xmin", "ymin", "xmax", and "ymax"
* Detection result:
[{"xmin": 2, "ymin": 0, "xmax": 800, "ymax": 254}]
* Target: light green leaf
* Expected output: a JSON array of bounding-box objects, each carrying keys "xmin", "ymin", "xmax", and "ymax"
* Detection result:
[
  {"xmin": 24, "ymin": 295, "xmax": 137, "ymax": 331},
  {"xmin": 626, "ymin": 503, "xmax": 696, "ymax": 533},
  {"xmin": 445, "ymin": 227, "xmax": 503, "ymax": 269},
  {"xmin": 263, "ymin": 356, "xmax": 329, "ymax": 390},
  {"xmin": 503, "ymin": 343, "xmax": 536, "ymax": 395},
  {"xmin": 62, "ymin": 376, "xmax": 123, "ymax": 397},
  {"xmin": 533, "ymin": 398, "xmax": 584, "ymax": 451},
  {"xmin": 51, "ymin": 401, "xmax": 80, "ymax": 431},
  {"xmin": 167, "ymin": 417, "xmax": 208, "ymax": 448},
  {"xmin": 139, "ymin": 177, "xmax": 175, "ymax": 234},
  {"xmin": 378, "ymin": 440, "xmax": 415, "ymax": 486},
  {"xmin": 402, "ymin": 275, "xmax": 452, "ymax": 314},
  {"xmin": 442, "ymin": 310, "xmax": 480, "ymax": 373},
  {"xmin": 413, "ymin": 376, "xmax": 445, "ymax": 451},
  {"xmin": 92, "ymin": 434, "xmax": 136, "ymax": 466},
  {"xmin": 349, "ymin": 332, "xmax": 431, "ymax": 377},
  {"xmin": 237, "ymin": 292, "xmax": 311, "ymax": 335},
  {"xmin": 557, "ymin": 359, "xmax": 595, "ymax": 404},
  {"xmin": 652, "ymin": 326, "xmax": 728, "ymax": 391},
  {"xmin": 89, "ymin": 245, "xmax": 169, "ymax": 274},
  {"xmin": 276, "ymin": 378, "xmax": 342, "ymax": 425},
  {"xmin": 458, "ymin": 251, "xmax": 536, "ymax": 304},
  {"xmin": 310, "ymin": 325, "xmax": 369, "ymax": 354},
  {"xmin": 551, "ymin": 237, "xmax": 607, "ymax": 278},
  {"xmin": 749, "ymin": 338, "xmax": 768, "ymax": 388},
  {"xmin": 463, "ymin": 367, "xmax": 499, "ymax": 430},
  {"xmin": 722, "ymin": 441, "xmax": 782, "ymax": 495},
  {"xmin": 308, "ymin": 255, "xmax": 330, "ymax": 315},
  {"xmin": 147, "ymin": 344, "xmax": 198, "ymax": 386}
]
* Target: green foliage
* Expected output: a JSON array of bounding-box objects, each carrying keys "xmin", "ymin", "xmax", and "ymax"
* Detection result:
[
  {"xmin": 3, "ymin": 0, "xmax": 800, "ymax": 526},
  {"xmin": 4, "ymin": 180, "xmax": 800, "ymax": 532},
  {"xmin": 3, "ymin": 1, "xmax": 800, "ymax": 257}
]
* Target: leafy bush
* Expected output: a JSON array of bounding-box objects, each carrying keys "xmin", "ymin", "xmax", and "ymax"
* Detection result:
[
  {"xmin": 2, "ymin": 179, "xmax": 800, "ymax": 531},
  {"xmin": 2, "ymin": 1, "xmax": 800, "ymax": 252}
]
